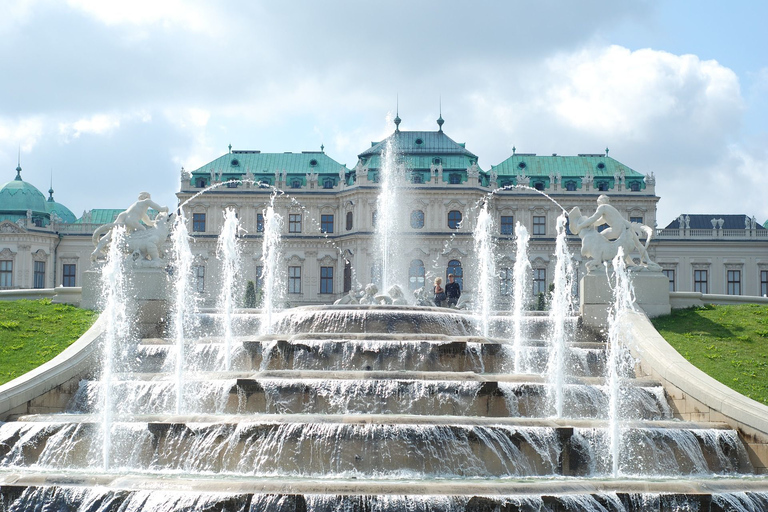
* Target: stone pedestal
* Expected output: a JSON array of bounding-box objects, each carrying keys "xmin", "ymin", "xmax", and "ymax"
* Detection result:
[
  {"xmin": 580, "ymin": 270, "xmax": 671, "ymax": 328},
  {"xmin": 82, "ymin": 267, "xmax": 171, "ymax": 337}
]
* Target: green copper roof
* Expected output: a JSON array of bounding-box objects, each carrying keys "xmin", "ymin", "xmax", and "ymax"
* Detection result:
[
  {"xmin": 190, "ymin": 151, "xmax": 349, "ymax": 176},
  {"xmin": 490, "ymin": 154, "xmax": 644, "ymax": 178},
  {"xmin": 45, "ymin": 200, "xmax": 76, "ymax": 223},
  {"xmin": 359, "ymin": 130, "xmax": 477, "ymax": 159},
  {"xmin": 0, "ymin": 176, "xmax": 48, "ymax": 215}
]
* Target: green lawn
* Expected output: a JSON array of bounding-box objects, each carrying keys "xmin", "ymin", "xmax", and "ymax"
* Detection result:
[
  {"xmin": 651, "ymin": 303, "xmax": 768, "ymax": 406},
  {"xmin": 0, "ymin": 299, "xmax": 97, "ymax": 386}
]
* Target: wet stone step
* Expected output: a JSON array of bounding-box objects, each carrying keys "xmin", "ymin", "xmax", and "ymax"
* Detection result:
[
  {"xmin": 64, "ymin": 376, "xmax": 671, "ymax": 420},
  {"xmin": 0, "ymin": 419, "xmax": 750, "ymax": 479},
  {"xmin": 3, "ymin": 485, "xmax": 768, "ymax": 512}
]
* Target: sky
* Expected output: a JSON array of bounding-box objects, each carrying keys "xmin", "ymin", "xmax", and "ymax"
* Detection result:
[{"xmin": 1, "ymin": 0, "xmax": 766, "ymax": 227}]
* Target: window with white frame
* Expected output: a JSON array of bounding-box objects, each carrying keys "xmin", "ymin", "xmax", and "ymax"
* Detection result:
[
  {"xmin": 761, "ymin": 270, "xmax": 768, "ymax": 297},
  {"xmin": 0, "ymin": 260, "xmax": 12, "ymax": 288},
  {"xmin": 533, "ymin": 216, "xmax": 546, "ymax": 236},
  {"xmin": 499, "ymin": 268, "xmax": 512, "ymax": 296},
  {"xmin": 289, "ymin": 214, "xmax": 302, "ymax": 233},
  {"xmin": 320, "ymin": 266, "xmax": 333, "ymax": 294},
  {"xmin": 533, "ymin": 268, "xmax": 547, "ymax": 295},
  {"xmin": 662, "ymin": 269, "xmax": 676, "ymax": 292},
  {"xmin": 408, "ymin": 259, "xmax": 425, "ymax": 290},
  {"xmin": 694, "ymin": 269, "xmax": 708, "ymax": 294},
  {"xmin": 288, "ymin": 266, "xmax": 301, "ymax": 294},
  {"xmin": 62, "ymin": 264, "xmax": 76, "ymax": 287},
  {"xmin": 34, "ymin": 261, "xmax": 45, "ymax": 289},
  {"xmin": 195, "ymin": 266, "xmax": 205, "ymax": 292},
  {"xmin": 727, "ymin": 269, "xmax": 741, "ymax": 295}
]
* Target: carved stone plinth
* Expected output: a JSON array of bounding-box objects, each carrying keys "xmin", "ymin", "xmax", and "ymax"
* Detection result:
[
  {"xmin": 82, "ymin": 267, "xmax": 170, "ymax": 337},
  {"xmin": 580, "ymin": 270, "xmax": 670, "ymax": 328}
]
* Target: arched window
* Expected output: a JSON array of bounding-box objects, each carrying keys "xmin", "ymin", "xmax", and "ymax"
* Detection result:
[
  {"xmin": 447, "ymin": 260, "xmax": 463, "ymax": 288},
  {"xmin": 534, "ymin": 182, "xmax": 544, "ymax": 191},
  {"xmin": 449, "ymin": 174, "xmax": 461, "ymax": 184},
  {"xmin": 412, "ymin": 173, "xmax": 423, "ymax": 184},
  {"xmin": 323, "ymin": 179, "xmax": 334, "ymax": 189},
  {"xmin": 290, "ymin": 179, "xmax": 302, "ymax": 189},
  {"xmin": 410, "ymin": 210, "xmax": 425, "ymax": 229},
  {"xmin": 597, "ymin": 181, "xmax": 608, "ymax": 191},
  {"xmin": 565, "ymin": 181, "xmax": 576, "ymax": 191},
  {"xmin": 346, "ymin": 211, "xmax": 353, "ymax": 231},
  {"xmin": 629, "ymin": 181, "xmax": 640, "ymax": 192},
  {"xmin": 371, "ymin": 173, "xmax": 380, "ymax": 183},
  {"xmin": 409, "ymin": 259, "xmax": 425, "ymax": 290},
  {"xmin": 448, "ymin": 210, "xmax": 462, "ymax": 229},
  {"xmin": 195, "ymin": 177, "xmax": 207, "ymax": 188}
]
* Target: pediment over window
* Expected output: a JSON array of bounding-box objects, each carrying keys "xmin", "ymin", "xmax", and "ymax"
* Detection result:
[
  {"xmin": 0, "ymin": 247, "xmax": 17, "ymax": 259},
  {"xmin": 32, "ymin": 249, "xmax": 49, "ymax": 261},
  {"xmin": 0, "ymin": 221, "xmax": 25, "ymax": 234},
  {"xmin": 441, "ymin": 247, "xmax": 468, "ymax": 258}
]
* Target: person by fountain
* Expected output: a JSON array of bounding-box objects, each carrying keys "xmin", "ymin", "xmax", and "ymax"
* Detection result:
[
  {"xmin": 445, "ymin": 273, "xmax": 461, "ymax": 308},
  {"xmin": 433, "ymin": 277, "xmax": 446, "ymax": 307}
]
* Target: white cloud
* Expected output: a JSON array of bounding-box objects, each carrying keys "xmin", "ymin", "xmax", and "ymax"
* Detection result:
[
  {"xmin": 58, "ymin": 113, "xmax": 122, "ymax": 141},
  {"xmin": 0, "ymin": 116, "xmax": 46, "ymax": 155},
  {"xmin": 65, "ymin": 0, "xmax": 213, "ymax": 31}
]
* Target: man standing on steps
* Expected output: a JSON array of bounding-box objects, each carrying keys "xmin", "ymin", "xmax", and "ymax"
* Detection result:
[{"xmin": 445, "ymin": 273, "xmax": 461, "ymax": 308}]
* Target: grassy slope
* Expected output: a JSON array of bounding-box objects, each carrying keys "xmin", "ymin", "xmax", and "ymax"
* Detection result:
[
  {"xmin": 651, "ymin": 303, "xmax": 768, "ymax": 406},
  {"xmin": 0, "ymin": 299, "xmax": 97, "ymax": 386}
]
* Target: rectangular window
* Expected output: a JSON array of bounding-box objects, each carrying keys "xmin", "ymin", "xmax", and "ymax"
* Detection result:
[
  {"xmin": 321, "ymin": 214, "xmax": 334, "ymax": 233},
  {"xmin": 761, "ymin": 270, "xmax": 768, "ymax": 297},
  {"xmin": 256, "ymin": 213, "xmax": 264, "ymax": 233},
  {"xmin": 533, "ymin": 268, "xmax": 547, "ymax": 295},
  {"xmin": 630, "ymin": 216, "xmax": 643, "ymax": 224},
  {"xmin": 727, "ymin": 269, "xmax": 741, "ymax": 295},
  {"xmin": 662, "ymin": 269, "xmax": 676, "ymax": 292},
  {"xmin": 195, "ymin": 266, "xmax": 205, "ymax": 292},
  {"xmin": 500, "ymin": 216, "xmax": 514, "ymax": 235},
  {"xmin": 289, "ymin": 266, "xmax": 301, "ymax": 293},
  {"xmin": 62, "ymin": 264, "xmax": 76, "ymax": 287},
  {"xmin": 499, "ymin": 268, "xmax": 512, "ymax": 295},
  {"xmin": 694, "ymin": 269, "xmax": 708, "ymax": 294},
  {"xmin": 289, "ymin": 214, "xmax": 302, "ymax": 233},
  {"xmin": 34, "ymin": 261, "xmax": 45, "ymax": 289},
  {"xmin": 533, "ymin": 216, "xmax": 546, "ymax": 236},
  {"xmin": 320, "ymin": 266, "xmax": 333, "ymax": 294},
  {"xmin": 0, "ymin": 260, "xmax": 12, "ymax": 288},
  {"xmin": 192, "ymin": 213, "xmax": 206, "ymax": 232}
]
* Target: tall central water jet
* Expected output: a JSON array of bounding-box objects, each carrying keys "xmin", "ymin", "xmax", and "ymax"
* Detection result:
[
  {"xmin": 607, "ymin": 246, "xmax": 637, "ymax": 476},
  {"xmin": 473, "ymin": 200, "xmax": 495, "ymax": 337},
  {"xmin": 99, "ymin": 226, "xmax": 126, "ymax": 470},
  {"xmin": 217, "ymin": 207, "xmax": 240, "ymax": 371},
  {"xmin": 546, "ymin": 214, "xmax": 575, "ymax": 417},
  {"xmin": 260, "ymin": 193, "xmax": 283, "ymax": 336},
  {"xmin": 374, "ymin": 136, "xmax": 403, "ymax": 291},
  {"xmin": 511, "ymin": 222, "xmax": 532, "ymax": 373},
  {"xmin": 170, "ymin": 210, "xmax": 196, "ymax": 414}
]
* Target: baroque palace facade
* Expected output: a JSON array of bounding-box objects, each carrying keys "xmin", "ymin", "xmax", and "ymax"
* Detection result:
[{"xmin": 2, "ymin": 117, "xmax": 767, "ymax": 304}]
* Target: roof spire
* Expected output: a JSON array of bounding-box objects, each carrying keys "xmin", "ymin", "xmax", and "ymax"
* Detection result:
[
  {"xmin": 15, "ymin": 147, "xmax": 22, "ymax": 181},
  {"xmin": 605, "ymin": 147, "xmax": 609, "ymax": 156},
  {"xmin": 437, "ymin": 96, "xmax": 444, "ymax": 132},
  {"xmin": 320, "ymin": 143, "xmax": 325, "ymax": 153},
  {"xmin": 228, "ymin": 144, "xmax": 232, "ymax": 154},
  {"xmin": 512, "ymin": 146, "xmax": 516, "ymax": 155},
  {"xmin": 48, "ymin": 169, "xmax": 54, "ymax": 202},
  {"xmin": 394, "ymin": 95, "xmax": 401, "ymax": 133}
]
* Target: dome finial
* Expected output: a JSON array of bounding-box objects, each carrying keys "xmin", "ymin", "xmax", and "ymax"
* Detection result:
[
  {"xmin": 437, "ymin": 96, "xmax": 444, "ymax": 132},
  {"xmin": 15, "ymin": 147, "xmax": 22, "ymax": 181},
  {"xmin": 48, "ymin": 169, "xmax": 54, "ymax": 202},
  {"xmin": 394, "ymin": 94, "xmax": 401, "ymax": 132},
  {"xmin": 605, "ymin": 147, "xmax": 609, "ymax": 156}
]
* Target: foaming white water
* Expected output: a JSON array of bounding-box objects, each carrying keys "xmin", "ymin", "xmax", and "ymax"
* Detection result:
[
  {"xmin": 473, "ymin": 201, "xmax": 495, "ymax": 337},
  {"xmin": 260, "ymin": 194, "xmax": 283, "ymax": 335},
  {"xmin": 99, "ymin": 225, "xmax": 127, "ymax": 470},
  {"xmin": 606, "ymin": 247, "xmax": 637, "ymax": 477},
  {"xmin": 546, "ymin": 214, "xmax": 575, "ymax": 417},
  {"xmin": 511, "ymin": 222, "xmax": 532, "ymax": 373},
  {"xmin": 170, "ymin": 210, "xmax": 197, "ymax": 414},
  {"xmin": 217, "ymin": 207, "xmax": 241, "ymax": 371}
]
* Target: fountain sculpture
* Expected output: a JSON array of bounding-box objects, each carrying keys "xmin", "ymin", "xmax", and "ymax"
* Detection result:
[{"xmin": 0, "ymin": 181, "xmax": 767, "ymax": 512}]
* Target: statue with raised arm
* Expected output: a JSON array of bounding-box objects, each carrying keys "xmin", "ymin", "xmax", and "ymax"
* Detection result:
[
  {"xmin": 91, "ymin": 192, "xmax": 171, "ymax": 263},
  {"xmin": 568, "ymin": 195, "xmax": 661, "ymax": 273}
]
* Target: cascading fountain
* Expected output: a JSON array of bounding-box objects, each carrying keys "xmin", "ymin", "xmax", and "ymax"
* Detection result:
[
  {"xmin": 2, "ymin": 174, "xmax": 768, "ymax": 511},
  {"xmin": 216, "ymin": 207, "xmax": 240, "ymax": 371}
]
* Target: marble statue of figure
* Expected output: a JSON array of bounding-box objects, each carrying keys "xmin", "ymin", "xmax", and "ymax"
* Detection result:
[
  {"xmin": 334, "ymin": 286, "xmax": 364, "ymax": 305},
  {"xmin": 413, "ymin": 286, "xmax": 432, "ymax": 306},
  {"xmin": 358, "ymin": 283, "xmax": 379, "ymax": 305},
  {"xmin": 568, "ymin": 195, "xmax": 660, "ymax": 273},
  {"xmin": 386, "ymin": 285, "xmax": 408, "ymax": 305},
  {"xmin": 91, "ymin": 192, "xmax": 171, "ymax": 262}
]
